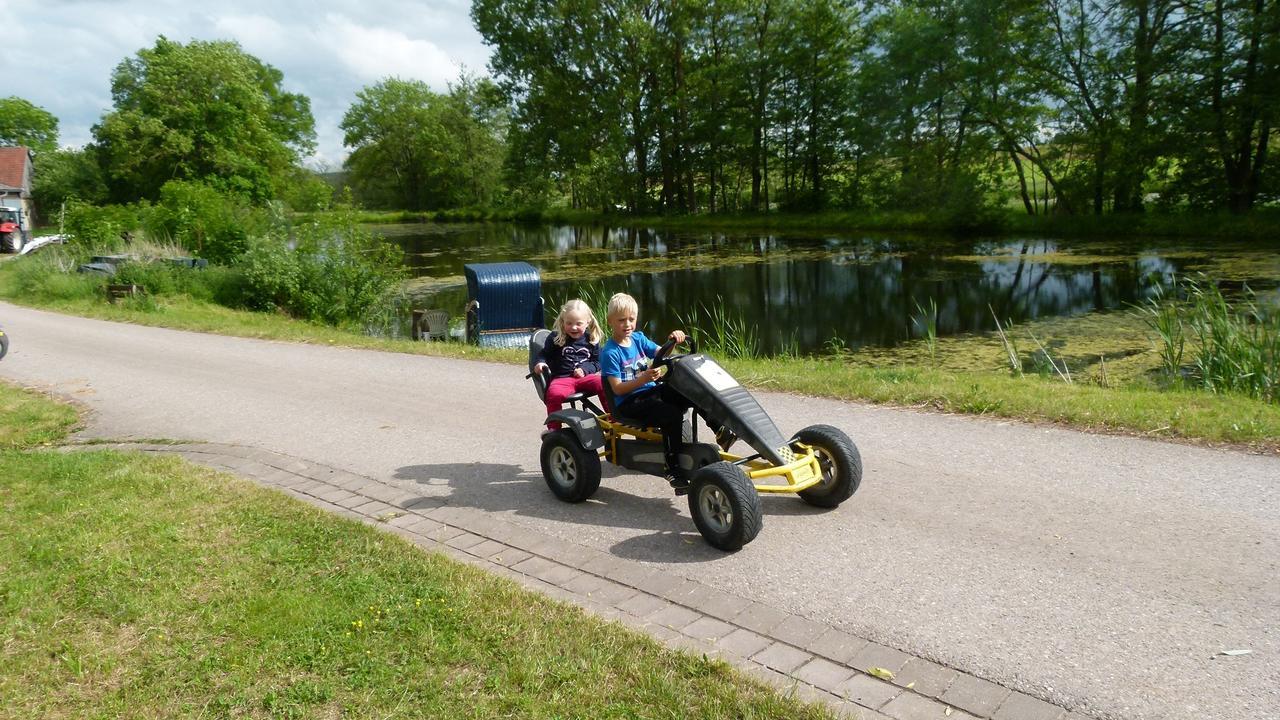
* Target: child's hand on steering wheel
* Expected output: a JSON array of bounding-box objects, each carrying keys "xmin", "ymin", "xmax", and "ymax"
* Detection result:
[{"xmin": 669, "ymin": 330, "xmax": 686, "ymax": 344}]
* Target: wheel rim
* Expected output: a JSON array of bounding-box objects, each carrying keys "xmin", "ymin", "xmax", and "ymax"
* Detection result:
[
  {"xmin": 697, "ymin": 485, "xmax": 734, "ymax": 534},
  {"xmin": 812, "ymin": 446, "xmax": 837, "ymax": 490},
  {"xmin": 548, "ymin": 446, "xmax": 577, "ymax": 488}
]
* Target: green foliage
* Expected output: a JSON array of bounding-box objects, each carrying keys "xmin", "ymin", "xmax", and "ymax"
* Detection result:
[
  {"xmin": 141, "ymin": 180, "xmax": 264, "ymax": 264},
  {"xmin": 0, "ymin": 96, "xmax": 58, "ymax": 153},
  {"xmin": 93, "ymin": 37, "xmax": 315, "ymax": 204},
  {"xmin": 277, "ymin": 167, "xmax": 335, "ymax": 212},
  {"xmin": 677, "ymin": 297, "xmax": 762, "ymax": 360},
  {"xmin": 31, "ymin": 147, "xmax": 109, "ymax": 211},
  {"xmin": 0, "ymin": 247, "xmax": 103, "ymax": 304},
  {"xmin": 468, "ymin": 0, "xmax": 1277, "ymax": 217},
  {"xmin": 1143, "ymin": 278, "xmax": 1280, "ymax": 402},
  {"xmin": 240, "ymin": 210, "xmax": 407, "ymax": 327},
  {"xmin": 341, "ymin": 76, "xmax": 506, "ymax": 210},
  {"xmin": 61, "ymin": 200, "xmax": 142, "ymax": 250}
]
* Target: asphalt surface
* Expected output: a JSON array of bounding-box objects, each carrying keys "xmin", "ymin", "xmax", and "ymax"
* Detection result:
[{"xmin": 2, "ymin": 301, "xmax": 1276, "ymax": 720}]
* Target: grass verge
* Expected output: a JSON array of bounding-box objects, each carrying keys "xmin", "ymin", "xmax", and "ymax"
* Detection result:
[
  {"xmin": 0, "ymin": 382, "xmax": 832, "ymax": 719},
  {"xmin": 3, "ymin": 258, "xmax": 1277, "ymax": 452},
  {"xmin": 0, "ymin": 380, "xmax": 79, "ymax": 449}
]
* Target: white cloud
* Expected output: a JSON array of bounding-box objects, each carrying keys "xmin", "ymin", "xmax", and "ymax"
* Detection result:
[
  {"xmin": 325, "ymin": 14, "xmax": 460, "ymax": 88},
  {"xmin": 5, "ymin": 0, "xmax": 492, "ymax": 163}
]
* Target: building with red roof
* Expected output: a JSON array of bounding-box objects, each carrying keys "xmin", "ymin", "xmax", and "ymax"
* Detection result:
[{"xmin": 0, "ymin": 147, "xmax": 34, "ymax": 252}]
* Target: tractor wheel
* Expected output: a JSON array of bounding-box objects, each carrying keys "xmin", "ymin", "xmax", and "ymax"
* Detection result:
[
  {"xmin": 794, "ymin": 424, "xmax": 862, "ymax": 508},
  {"xmin": 540, "ymin": 430, "xmax": 602, "ymax": 502},
  {"xmin": 688, "ymin": 462, "xmax": 762, "ymax": 551}
]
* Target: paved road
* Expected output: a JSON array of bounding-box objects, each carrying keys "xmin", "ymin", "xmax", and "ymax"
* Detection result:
[{"xmin": 2, "ymin": 301, "xmax": 1276, "ymax": 720}]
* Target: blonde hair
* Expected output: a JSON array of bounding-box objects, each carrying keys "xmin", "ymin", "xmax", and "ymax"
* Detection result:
[
  {"xmin": 607, "ymin": 292, "xmax": 638, "ymax": 321},
  {"xmin": 553, "ymin": 298, "xmax": 603, "ymax": 346}
]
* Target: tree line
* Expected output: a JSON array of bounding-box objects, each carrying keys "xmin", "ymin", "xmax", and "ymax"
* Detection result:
[
  {"xmin": 473, "ymin": 0, "xmax": 1278, "ymax": 215},
  {"xmin": 7, "ymin": 1, "xmax": 1277, "ymax": 221},
  {"xmin": 12, "ymin": 37, "xmax": 506, "ymax": 217}
]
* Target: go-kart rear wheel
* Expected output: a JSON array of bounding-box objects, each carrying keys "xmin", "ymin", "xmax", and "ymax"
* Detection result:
[
  {"xmin": 689, "ymin": 462, "xmax": 762, "ymax": 551},
  {"xmin": 540, "ymin": 430, "xmax": 601, "ymax": 503},
  {"xmin": 794, "ymin": 424, "xmax": 862, "ymax": 508}
]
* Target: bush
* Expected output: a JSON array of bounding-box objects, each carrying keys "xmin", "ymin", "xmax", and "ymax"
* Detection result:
[
  {"xmin": 239, "ymin": 236, "xmax": 301, "ymax": 312},
  {"xmin": 62, "ymin": 200, "xmax": 142, "ymax": 250},
  {"xmin": 237, "ymin": 209, "xmax": 406, "ymax": 327},
  {"xmin": 141, "ymin": 181, "xmax": 268, "ymax": 265}
]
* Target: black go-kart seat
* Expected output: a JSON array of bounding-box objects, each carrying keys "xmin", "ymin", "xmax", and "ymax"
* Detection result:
[
  {"xmin": 527, "ymin": 329, "xmax": 604, "ymax": 415},
  {"xmin": 600, "ymin": 370, "xmax": 652, "ymax": 429}
]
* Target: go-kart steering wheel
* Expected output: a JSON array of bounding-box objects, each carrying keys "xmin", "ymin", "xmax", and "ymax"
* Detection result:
[{"xmin": 652, "ymin": 336, "xmax": 689, "ymax": 369}]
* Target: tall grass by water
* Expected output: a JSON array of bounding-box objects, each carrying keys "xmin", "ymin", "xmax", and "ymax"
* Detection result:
[{"xmin": 1141, "ymin": 278, "xmax": 1280, "ymax": 402}]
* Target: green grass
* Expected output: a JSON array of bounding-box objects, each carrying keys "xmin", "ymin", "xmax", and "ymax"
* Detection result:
[
  {"xmin": 0, "ymin": 381, "xmax": 80, "ymax": 449},
  {"xmin": 0, "ymin": 381, "xmax": 833, "ymax": 719},
  {"xmin": 303, "ymin": 205, "xmax": 1280, "ymax": 241},
  {"xmin": 4, "ymin": 254, "xmax": 1277, "ymax": 451}
]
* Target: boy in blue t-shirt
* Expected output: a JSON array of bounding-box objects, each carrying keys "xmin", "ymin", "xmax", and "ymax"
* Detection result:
[{"xmin": 599, "ymin": 292, "xmax": 694, "ymax": 488}]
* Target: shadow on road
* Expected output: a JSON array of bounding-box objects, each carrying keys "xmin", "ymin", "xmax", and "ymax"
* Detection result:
[{"xmin": 393, "ymin": 461, "xmax": 833, "ymax": 563}]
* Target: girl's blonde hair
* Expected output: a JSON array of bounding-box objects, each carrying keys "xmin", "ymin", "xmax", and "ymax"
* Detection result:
[
  {"xmin": 553, "ymin": 298, "xmax": 603, "ymax": 346},
  {"xmin": 607, "ymin": 292, "xmax": 638, "ymax": 320}
]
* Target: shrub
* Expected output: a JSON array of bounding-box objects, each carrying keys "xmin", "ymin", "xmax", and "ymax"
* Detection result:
[
  {"xmin": 236, "ymin": 208, "xmax": 406, "ymax": 327},
  {"xmin": 62, "ymin": 200, "xmax": 142, "ymax": 250},
  {"xmin": 141, "ymin": 180, "xmax": 268, "ymax": 265},
  {"xmin": 239, "ymin": 235, "xmax": 301, "ymax": 312}
]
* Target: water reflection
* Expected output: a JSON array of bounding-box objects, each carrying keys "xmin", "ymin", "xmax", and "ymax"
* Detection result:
[{"xmin": 379, "ymin": 224, "xmax": 1277, "ymax": 355}]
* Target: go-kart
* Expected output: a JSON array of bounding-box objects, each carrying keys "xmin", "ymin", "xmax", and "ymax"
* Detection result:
[
  {"xmin": 528, "ymin": 330, "xmax": 862, "ymax": 551},
  {"xmin": 0, "ymin": 322, "xmax": 8, "ymax": 361}
]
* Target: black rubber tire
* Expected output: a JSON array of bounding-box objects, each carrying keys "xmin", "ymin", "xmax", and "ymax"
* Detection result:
[
  {"xmin": 794, "ymin": 424, "xmax": 862, "ymax": 508},
  {"xmin": 688, "ymin": 462, "xmax": 762, "ymax": 551},
  {"xmin": 0, "ymin": 330, "xmax": 7, "ymax": 361},
  {"xmin": 539, "ymin": 430, "xmax": 602, "ymax": 502}
]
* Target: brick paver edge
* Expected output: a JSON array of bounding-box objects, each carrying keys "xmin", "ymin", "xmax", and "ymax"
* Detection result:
[{"xmin": 93, "ymin": 440, "xmax": 1087, "ymax": 720}]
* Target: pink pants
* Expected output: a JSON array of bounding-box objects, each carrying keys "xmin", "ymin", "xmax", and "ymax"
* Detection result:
[{"xmin": 545, "ymin": 373, "xmax": 605, "ymax": 429}]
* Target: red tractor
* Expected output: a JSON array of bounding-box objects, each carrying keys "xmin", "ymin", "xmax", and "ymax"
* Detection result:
[{"xmin": 1, "ymin": 206, "xmax": 29, "ymax": 253}]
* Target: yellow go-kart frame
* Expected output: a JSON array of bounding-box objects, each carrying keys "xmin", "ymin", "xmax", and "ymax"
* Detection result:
[
  {"xmin": 531, "ymin": 332, "xmax": 862, "ymax": 551},
  {"xmin": 595, "ymin": 416, "xmax": 828, "ymax": 496}
]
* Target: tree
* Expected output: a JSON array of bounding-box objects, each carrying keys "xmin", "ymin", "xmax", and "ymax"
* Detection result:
[
  {"xmin": 1167, "ymin": 0, "xmax": 1278, "ymax": 212},
  {"xmin": 92, "ymin": 37, "xmax": 315, "ymax": 204},
  {"xmin": 31, "ymin": 147, "xmax": 108, "ymax": 211},
  {"xmin": 342, "ymin": 77, "xmax": 507, "ymax": 210},
  {"xmin": 0, "ymin": 97, "xmax": 59, "ymax": 153}
]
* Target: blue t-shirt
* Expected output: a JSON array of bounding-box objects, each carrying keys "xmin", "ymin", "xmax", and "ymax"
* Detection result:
[{"xmin": 600, "ymin": 331, "xmax": 661, "ymax": 405}]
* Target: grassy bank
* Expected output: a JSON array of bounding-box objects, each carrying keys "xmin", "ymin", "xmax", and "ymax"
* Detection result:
[
  {"xmin": 324, "ymin": 206, "xmax": 1280, "ymax": 241},
  {"xmin": 3, "ymin": 260, "xmax": 1278, "ymax": 451},
  {"xmin": 0, "ymin": 381, "xmax": 832, "ymax": 719}
]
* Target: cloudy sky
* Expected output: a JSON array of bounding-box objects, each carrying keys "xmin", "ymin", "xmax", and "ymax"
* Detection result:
[{"xmin": 4, "ymin": 0, "xmax": 494, "ymax": 168}]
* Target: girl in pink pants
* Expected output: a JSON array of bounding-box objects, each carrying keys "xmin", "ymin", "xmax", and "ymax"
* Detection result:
[{"xmin": 534, "ymin": 299, "xmax": 607, "ymax": 430}]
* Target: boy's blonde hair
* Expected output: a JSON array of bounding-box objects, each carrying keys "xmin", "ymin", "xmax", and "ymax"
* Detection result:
[
  {"xmin": 553, "ymin": 298, "xmax": 603, "ymax": 346},
  {"xmin": 607, "ymin": 292, "xmax": 638, "ymax": 321}
]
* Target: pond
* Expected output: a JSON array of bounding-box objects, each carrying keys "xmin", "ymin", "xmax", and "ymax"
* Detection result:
[{"xmin": 377, "ymin": 222, "xmax": 1280, "ymax": 356}]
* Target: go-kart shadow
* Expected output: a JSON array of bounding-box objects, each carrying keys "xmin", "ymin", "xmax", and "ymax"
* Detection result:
[
  {"xmin": 393, "ymin": 461, "xmax": 835, "ymax": 563},
  {"xmin": 393, "ymin": 461, "xmax": 690, "ymax": 536}
]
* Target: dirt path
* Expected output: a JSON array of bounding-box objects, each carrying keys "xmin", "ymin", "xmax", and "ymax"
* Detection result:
[{"xmin": 2, "ymin": 301, "xmax": 1276, "ymax": 720}]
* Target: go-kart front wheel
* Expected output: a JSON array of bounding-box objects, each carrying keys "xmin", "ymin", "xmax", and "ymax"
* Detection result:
[
  {"xmin": 794, "ymin": 424, "xmax": 862, "ymax": 508},
  {"xmin": 539, "ymin": 430, "xmax": 602, "ymax": 503},
  {"xmin": 689, "ymin": 462, "xmax": 762, "ymax": 551}
]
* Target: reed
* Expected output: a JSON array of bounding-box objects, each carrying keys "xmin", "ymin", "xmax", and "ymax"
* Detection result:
[
  {"xmin": 677, "ymin": 297, "xmax": 761, "ymax": 359},
  {"xmin": 990, "ymin": 308, "xmax": 1023, "ymax": 377},
  {"xmin": 1140, "ymin": 278, "xmax": 1279, "ymax": 402},
  {"xmin": 913, "ymin": 298, "xmax": 939, "ymax": 366}
]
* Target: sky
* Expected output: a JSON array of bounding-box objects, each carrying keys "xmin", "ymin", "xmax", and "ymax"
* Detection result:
[{"xmin": 3, "ymin": 0, "xmax": 494, "ymax": 168}]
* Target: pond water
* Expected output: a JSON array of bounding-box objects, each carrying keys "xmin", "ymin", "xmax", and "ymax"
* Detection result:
[{"xmin": 377, "ymin": 223, "xmax": 1280, "ymax": 355}]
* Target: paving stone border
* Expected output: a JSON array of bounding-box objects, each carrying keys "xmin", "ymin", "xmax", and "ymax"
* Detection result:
[{"xmin": 86, "ymin": 440, "xmax": 1093, "ymax": 720}]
